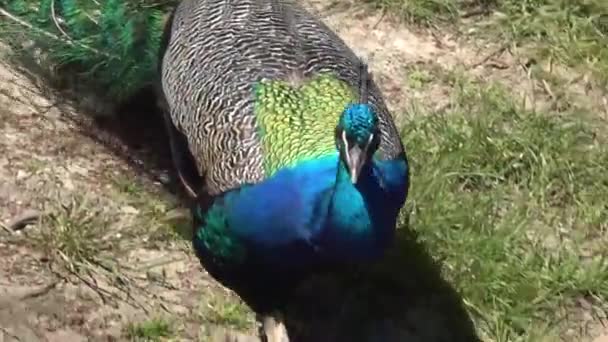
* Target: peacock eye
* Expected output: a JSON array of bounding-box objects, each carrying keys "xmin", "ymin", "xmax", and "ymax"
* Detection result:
[
  {"xmin": 334, "ymin": 126, "xmax": 343, "ymax": 140},
  {"xmin": 340, "ymin": 130, "xmax": 354, "ymax": 145}
]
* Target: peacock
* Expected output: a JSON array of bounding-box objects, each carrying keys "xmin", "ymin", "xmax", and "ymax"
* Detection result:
[
  {"xmin": 0, "ymin": 0, "xmax": 410, "ymax": 340},
  {"xmin": 157, "ymin": 0, "xmax": 410, "ymax": 340}
]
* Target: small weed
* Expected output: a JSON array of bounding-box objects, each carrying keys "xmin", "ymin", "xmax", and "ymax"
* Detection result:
[
  {"xmin": 112, "ymin": 174, "xmax": 149, "ymax": 197},
  {"xmin": 108, "ymin": 173, "xmax": 191, "ymax": 244},
  {"xmin": 200, "ymin": 294, "xmax": 256, "ymax": 332},
  {"xmin": 363, "ymin": 0, "xmax": 459, "ymax": 25},
  {"xmin": 126, "ymin": 317, "xmax": 173, "ymax": 341},
  {"xmin": 406, "ymin": 65, "xmax": 435, "ymax": 89},
  {"xmin": 32, "ymin": 195, "xmax": 116, "ymax": 269}
]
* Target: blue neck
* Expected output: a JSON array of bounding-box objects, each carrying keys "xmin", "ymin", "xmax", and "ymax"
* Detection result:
[
  {"xmin": 317, "ymin": 156, "xmax": 399, "ymax": 262},
  {"xmin": 201, "ymin": 153, "xmax": 408, "ymax": 267}
]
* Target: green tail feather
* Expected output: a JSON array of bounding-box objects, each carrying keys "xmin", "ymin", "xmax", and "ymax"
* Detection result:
[{"xmin": 0, "ymin": 0, "xmax": 174, "ymax": 102}]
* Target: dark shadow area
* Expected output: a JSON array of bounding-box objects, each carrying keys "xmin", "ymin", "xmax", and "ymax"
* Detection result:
[
  {"xmin": 67, "ymin": 86, "xmax": 200, "ymax": 202},
  {"xmin": 74, "ymin": 86, "xmax": 203, "ymax": 240},
  {"xmin": 4, "ymin": 49, "xmax": 199, "ymax": 237},
  {"xmin": 282, "ymin": 218, "xmax": 482, "ymax": 342}
]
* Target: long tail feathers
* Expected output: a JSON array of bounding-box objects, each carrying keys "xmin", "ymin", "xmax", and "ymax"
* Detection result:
[{"xmin": 0, "ymin": 0, "xmax": 171, "ymax": 102}]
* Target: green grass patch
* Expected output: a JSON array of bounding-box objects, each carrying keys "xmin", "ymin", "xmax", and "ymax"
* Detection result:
[
  {"xmin": 199, "ymin": 294, "xmax": 255, "ymax": 332},
  {"xmin": 125, "ymin": 317, "xmax": 173, "ymax": 341},
  {"xmin": 33, "ymin": 195, "xmax": 118, "ymax": 269},
  {"xmin": 362, "ymin": 0, "xmax": 459, "ymax": 25},
  {"xmin": 488, "ymin": 0, "xmax": 608, "ymax": 86},
  {"xmin": 364, "ymin": 0, "xmax": 608, "ymax": 85},
  {"xmin": 399, "ymin": 72, "xmax": 608, "ymax": 340}
]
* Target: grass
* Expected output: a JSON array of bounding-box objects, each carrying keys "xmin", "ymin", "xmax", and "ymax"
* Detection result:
[
  {"xmin": 125, "ymin": 317, "xmax": 173, "ymax": 341},
  {"xmin": 199, "ymin": 294, "xmax": 255, "ymax": 331},
  {"xmin": 365, "ymin": 0, "xmax": 608, "ymax": 86},
  {"xmin": 397, "ymin": 67, "xmax": 608, "ymax": 340},
  {"xmin": 357, "ymin": 4, "xmax": 608, "ymax": 338},
  {"xmin": 31, "ymin": 183, "xmax": 186, "ymax": 270},
  {"xmin": 33, "ymin": 195, "xmax": 119, "ymax": 270}
]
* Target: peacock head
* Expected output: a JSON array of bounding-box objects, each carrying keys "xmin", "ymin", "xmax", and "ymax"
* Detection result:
[{"xmin": 335, "ymin": 103, "xmax": 380, "ymax": 184}]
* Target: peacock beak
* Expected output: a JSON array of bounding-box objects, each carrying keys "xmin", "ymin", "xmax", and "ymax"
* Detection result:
[{"xmin": 342, "ymin": 131, "xmax": 372, "ymax": 184}]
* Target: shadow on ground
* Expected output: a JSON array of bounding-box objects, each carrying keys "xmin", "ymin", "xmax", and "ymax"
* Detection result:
[
  {"xmin": 80, "ymin": 86, "xmax": 198, "ymax": 201},
  {"xmin": 283, "ymin": 225, "xmax": 481, "ymax": 342}
]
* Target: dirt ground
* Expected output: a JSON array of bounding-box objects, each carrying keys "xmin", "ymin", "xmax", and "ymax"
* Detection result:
[
  {"xmin": 0, "ymin": 1, "xmax": 606, "ymax": 341},
  {"xmin": 0, "ymin": 48, "xmax": 212, "ymax": 340}
]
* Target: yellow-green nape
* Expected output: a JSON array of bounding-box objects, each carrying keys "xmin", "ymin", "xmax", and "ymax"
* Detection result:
[{"xmin": 254, "ymin": 74, "xmax": 357, "ymax": 176}]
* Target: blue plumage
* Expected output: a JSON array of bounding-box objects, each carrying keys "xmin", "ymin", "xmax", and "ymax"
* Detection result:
[
  {"xmin": 205, "ymin": 152, "xmax": 408, "ymax": 267},
  {"xmin": 193, "ymin": 101, "xmax": 408, "ymax": 267}
]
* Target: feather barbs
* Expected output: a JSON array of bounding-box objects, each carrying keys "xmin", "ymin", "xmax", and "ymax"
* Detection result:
[{"xmin": 254, "ymin": 73, "xmax": 357, "ymax": 176}]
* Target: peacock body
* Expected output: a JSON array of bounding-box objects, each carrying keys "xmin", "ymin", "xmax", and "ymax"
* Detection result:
[{"xmin": 158, "ymin": 0, "xmax": 410, "ymax": 323}]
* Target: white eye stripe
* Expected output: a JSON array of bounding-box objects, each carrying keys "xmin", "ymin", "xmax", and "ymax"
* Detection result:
[
  {"xmin": 341, "ymin": 130, "xmax": 352, "ymax": 164},
  {"xmin": 341, "ymin": 129, "xmax": 374, "ymax": 147},
  {"xmin": 341, "ymin": 130, "xmax": 348, "ymax": 145},
  {"xmin": 362, "ymin": 133, "xmax": 373, "ymax": 155}
]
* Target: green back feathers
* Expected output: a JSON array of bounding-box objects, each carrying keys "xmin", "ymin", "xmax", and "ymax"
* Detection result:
[{"xmin": 254, "ymin": 74, "xmax": 356, "ymax": 176}]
